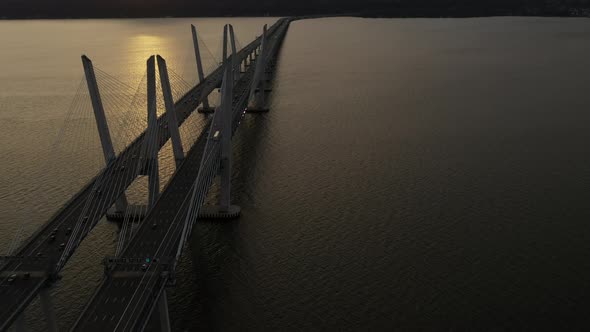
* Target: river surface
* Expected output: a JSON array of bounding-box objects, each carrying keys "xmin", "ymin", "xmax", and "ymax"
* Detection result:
[{"xmin": 1, "ymin": 17, "xmax": 590, "ymax": 331}]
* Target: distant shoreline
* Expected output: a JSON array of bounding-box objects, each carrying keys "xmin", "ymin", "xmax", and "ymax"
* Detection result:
[
  {"xmin": 1, "ymin": 6, "xmax": 590, "ymax": 21},
  {"xmin": 1, "ymin": 13, "xmax": 589, "ymax": 21}
]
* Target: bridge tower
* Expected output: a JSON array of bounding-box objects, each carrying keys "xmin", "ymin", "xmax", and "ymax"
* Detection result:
[
  {"xmin": 228, "ymin": 25, "xmax": 240, "ymax": 81},
  {"xmin": 81, "ymin": 55, "xmax": 129, "ymax": 212},
  {"xmin": 222, "ymin": 24, "xmax": 228, "ymax": 64},
  {"xmin": 156, "ymin": 55, "xmax": 185, "ymax": 168},
  {"xmin": 192, "ymin": 25, "xmax": 214, "ymax": 114},
  {"xmin": 199, "ymin": 62, "xmax": 241, "ymax": 219},
  {"xmin": 141, "ymin": 55, "xmax": 160, "ymax": 207},
  {"xmin": 247, "ymin": 24, "xmax": 270, "ymax": 112},
  {"xmin": 219, "ymin": 61, "xmax": 235, "ymax": 215}
]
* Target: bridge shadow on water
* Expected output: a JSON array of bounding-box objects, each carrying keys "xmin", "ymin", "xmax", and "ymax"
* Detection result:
[{"xmin": 164, "ymin": 110, "xmax": 274, "ymax": 331}]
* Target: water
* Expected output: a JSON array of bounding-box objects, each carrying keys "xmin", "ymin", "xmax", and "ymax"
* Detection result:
[{"xmin": 1, "ymin": 17, "xmax": 590, "ymax": 330}]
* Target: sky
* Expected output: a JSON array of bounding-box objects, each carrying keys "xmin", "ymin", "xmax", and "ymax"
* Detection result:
[{"xmin": 0, "ymin": 0, "xmax": 575, "ymax": 19}]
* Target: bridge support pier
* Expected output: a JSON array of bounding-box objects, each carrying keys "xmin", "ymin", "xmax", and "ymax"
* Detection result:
[
  {"xmin": 198, "ymin": 204, "xmax": 241, "ymax": 219},
  {"xmin": 39, "ymin": 289, "xmax": 57, "ymax": 332},
  {"xmin": 241, "ymin": 58, "xmax": 247, "ymax": 73},
  {"xmin": 158, "ymin": 290, "xmax": 171, "ymax": 332},
  {"xmin": 197, "ymin": 106, "xmax": 216, "ymax": 114}
]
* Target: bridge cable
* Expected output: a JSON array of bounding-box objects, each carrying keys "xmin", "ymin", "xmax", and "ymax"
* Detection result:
[
  {"xmin": 114, "ymin": 69, "xmax": 231, "ymax": 326},
  {"xmin": 115, "ymin": 65, "xmax": 167, "ymax": 256},
  {"xmin": 56, "ymin": 69, "xmax": 152, "ymax": 271},
  {"xmin": 5, "ymin": 75, "xmax": 89, "ymax": 256},
  {"xmin": 116, "ymin": 65, "xmax": 239, "ymax": 324},
  {"xmin": 0, "ymin": 76, "xmax": 94, "ymax": 285}
]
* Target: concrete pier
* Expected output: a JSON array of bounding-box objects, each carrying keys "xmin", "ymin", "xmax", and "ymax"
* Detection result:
[
  {"xmin": 106, "ymin": 204, "xmax": 148, "ymax": 222},
  {"xmin": 198, "ymin": 205, "xmax": 241, "ymax": 219}
]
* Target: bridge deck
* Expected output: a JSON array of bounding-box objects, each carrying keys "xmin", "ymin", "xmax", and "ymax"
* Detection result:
[
  {"xmin": 0, "ymin": 19, "xmax": 284, "ymax": 331},
  {"xmin": 71, "ymin": 18, "xmax": 291, "ymax": 331}
]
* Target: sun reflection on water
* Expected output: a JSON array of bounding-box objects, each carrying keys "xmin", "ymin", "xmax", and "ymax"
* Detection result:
[{"xmin": 123, "ymin": 34, "xmax": 168, "ymax": 78}]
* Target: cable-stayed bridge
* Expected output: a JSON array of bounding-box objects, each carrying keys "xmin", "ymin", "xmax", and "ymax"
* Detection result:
[{"xmin": 0, "ymin": 17, "xmax": 291, "ymax": 331}]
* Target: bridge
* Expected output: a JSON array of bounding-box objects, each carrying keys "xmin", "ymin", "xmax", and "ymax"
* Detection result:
[{"xmin": 0, "ymin": 17, "xmax": 292, "ymax": 331}]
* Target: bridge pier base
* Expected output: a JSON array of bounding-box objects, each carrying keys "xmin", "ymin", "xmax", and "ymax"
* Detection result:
[
  {"xmin": 39, "ymin": 289, "xmax": 57, "ymax": 332},
  {"xmin": 248, "ymin": 78, "xmax": 270, "ymax": 113},
  {"xmin": 106, "ymin": 204, "xmax": 147, "ymax": 222},
  {"xmin": 197, "ymin": 105, "xmax": 216, "ymax": 114},
  {"xmin": 158, "ymin": 290, "xmax": 171, "ymax": 332},
  {"xmin": 198, "ymin": 205, "xmax": 241, "ymax": 220}
]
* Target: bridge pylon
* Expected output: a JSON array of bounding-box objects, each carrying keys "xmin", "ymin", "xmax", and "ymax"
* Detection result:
[
  {"xmin": 219, "ymin": 62, "xmax": 235, "ymax": 214},
  {"xmin": 192, "ymin": 25, "xmax": 214, "ymax": 114},
  {"xmin": 247, "ymin": 24, "xmax": 270, "ymax": 113},
  {"xmin": 141, "ymin": 55, "xmax": 160, "ymax": 207},
  {"xmin": 81, "ymin": 55, "xmax": 129, "ymax": 213},
  {"xmin": 228, "ymin": 25, "xmax": 240, "ymax": 82},
  {"xmin": 157, "ymin": 55, "xmax": 185, "ymax": 168},
  {"xmin": 199, "ymin": 64, "xmax": 240, "ymax": 219},
  {"xmin": 107, "ymin": 55, "xmax": 178, "ymax": 221},
  {"xmin": 222, "ymin": 24, "xmax": 228, "ymax": 65}
]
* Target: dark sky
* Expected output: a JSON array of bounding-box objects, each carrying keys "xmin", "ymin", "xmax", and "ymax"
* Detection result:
[{"xmin": 0, "ymin": 0, "xmax": 584, "ymax": 18}]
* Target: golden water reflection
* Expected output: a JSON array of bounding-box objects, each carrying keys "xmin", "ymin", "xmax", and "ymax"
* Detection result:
[{"xmin": 123, "ymin": 34, "xmax": 169, "ymax": 78}]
